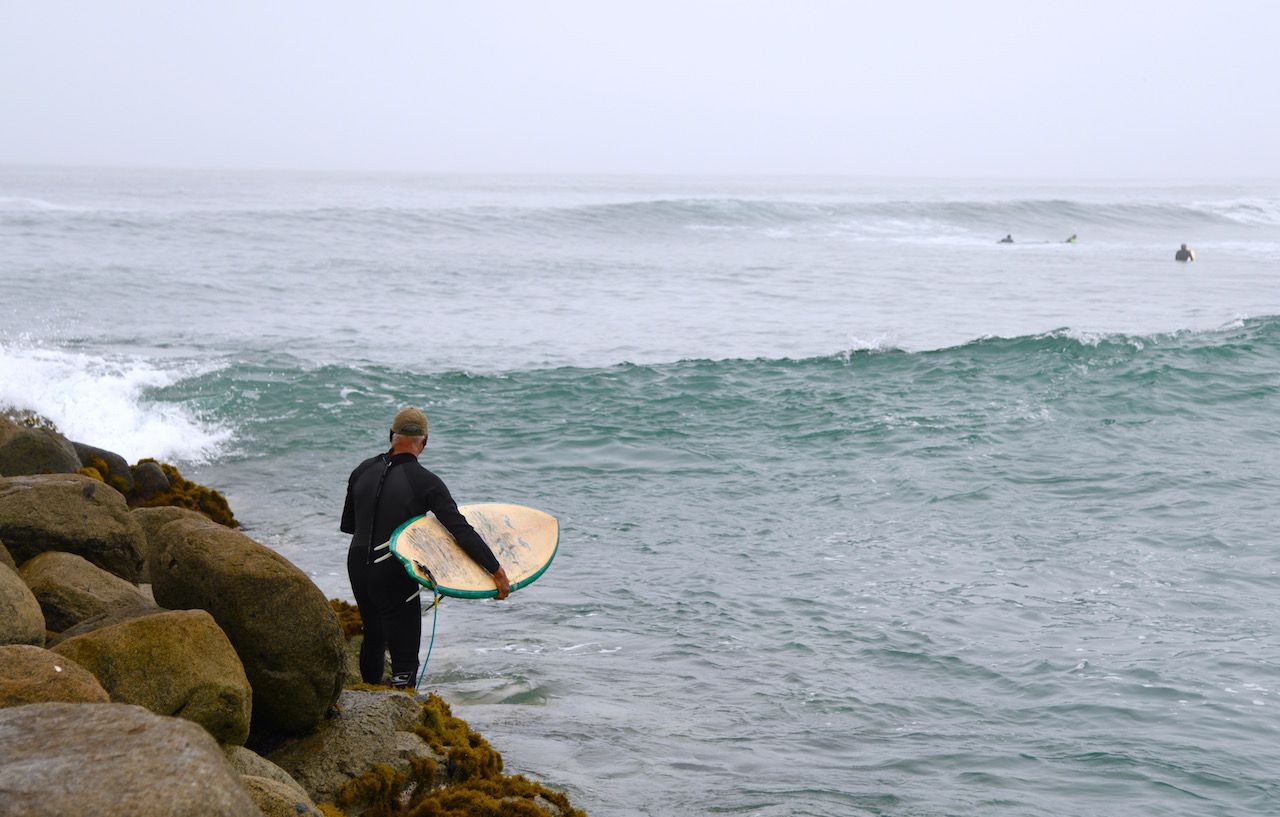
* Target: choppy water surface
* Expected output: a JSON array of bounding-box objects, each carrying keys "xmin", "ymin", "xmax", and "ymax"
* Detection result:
[{"xmin": 2, "ymin": 169, "xmax": 1279, "ymax": 816}]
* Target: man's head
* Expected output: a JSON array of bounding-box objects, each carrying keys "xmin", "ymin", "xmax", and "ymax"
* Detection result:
[
  {"xmin": 1181, "ymin": 243, "xmax": 1188, "ymax": 250},
  {"xmin": 390, "ymin": 407, "xmax": 429, "ymax": 450}
]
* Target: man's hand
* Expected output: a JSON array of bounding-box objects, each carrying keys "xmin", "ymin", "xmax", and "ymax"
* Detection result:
[{"xmin": 492, "ymin": 567, "xmax": 511, "ymax": 601}]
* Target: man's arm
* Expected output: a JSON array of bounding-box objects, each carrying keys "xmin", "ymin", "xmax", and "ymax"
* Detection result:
[
  {"xmin": 340, "ymin": 479, "xmax": 355, "ymax": 534},
  {"xmin": 424, "ymin": 475, "xmax": 510, "ymax": 600}
]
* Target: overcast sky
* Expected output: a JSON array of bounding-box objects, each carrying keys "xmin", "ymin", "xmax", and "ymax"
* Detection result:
[{"xmin": 2, "ymin": 1, "xmax": 1276, "ymax": 178}]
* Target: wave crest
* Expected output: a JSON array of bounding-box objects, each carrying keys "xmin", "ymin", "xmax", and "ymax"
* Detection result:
[
  {"xmin": 0, "ymin": 342, "xmax": 231, "ymax": 464},
  {"xmin": 11, "ymin": 194, "xmax": 1279, "ymax": 236}
]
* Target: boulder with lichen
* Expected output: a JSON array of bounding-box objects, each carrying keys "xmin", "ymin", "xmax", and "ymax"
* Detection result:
[
  {"xmin": 0, "ymin": 644, "xmax": 110, "ymax": 707},
  {"xmin": 224, "ymin": 744, "xmax": 314, "ymax": 800},
  {"xmin": 0, "ymin": 474, "xmax": 146, "ymax": 582},
  {"xmin": 52, "ymin": 608, "xmax": 254, "ymax": 745},
  {"xmin": 0, "ymin": 702, "xmax": 262, "ymax": 817},
  {"xmin": 0, "ymin": 416, "xmax": 81, "ymax": 477},
  {"xmin": 266, "ymin": 688, "xmax": 433, "ymax": 806},
  {"xmin": 0, "ymin": 562, "xmax": 45, "ymax": 647},
  {"xmin": 19, "ymin": 550, "xmax": 155, "ymax": 633},
  {"xmin": 132, "ymin": 505, "xmax": 211, "ymax": 583},
  {"xmin": 148, "ymin": 516, "xmax": 344, "ymax": 737}
]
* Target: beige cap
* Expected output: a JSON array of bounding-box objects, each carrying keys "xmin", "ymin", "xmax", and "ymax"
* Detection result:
[{"xmin": 391, "ymin": 407, "xmax": 428, "ymax": 437}]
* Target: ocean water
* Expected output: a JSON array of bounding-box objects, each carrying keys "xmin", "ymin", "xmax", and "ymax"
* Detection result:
[{"xmin": 2, "ymin": 168, "xmax": 1279, "ymax": 816}]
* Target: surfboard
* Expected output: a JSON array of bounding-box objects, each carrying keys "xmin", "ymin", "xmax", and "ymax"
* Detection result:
[{"xmin": 388, "ymin": 503, "xmax": 559, "ymax": 599}]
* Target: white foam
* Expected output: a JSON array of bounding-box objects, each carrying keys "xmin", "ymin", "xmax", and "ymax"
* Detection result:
[
  {"xmin": 842, "ymin": 332, "xmax": 901, "ymax": 354},
  {"xmin": 1192, "ymin": 197, "xmax": 1280, "ymax": 226},
  {"xmin": 0, "ymin": 196, "xmax": 77, "ymax": 212},
  {"xmin": 0, "ymin": 342, "xmax": 231, "ymax": 464}
]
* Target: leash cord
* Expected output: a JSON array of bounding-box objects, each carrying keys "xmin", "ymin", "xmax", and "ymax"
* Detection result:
[{"xmin": 415, "ymin": 592, "xmax": 443, "ymax": 691}]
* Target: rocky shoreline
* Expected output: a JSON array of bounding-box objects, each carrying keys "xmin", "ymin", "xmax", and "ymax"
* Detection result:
[{"xmin": 0, "ymin": 414, "xmax": 585, "ymax": 817}]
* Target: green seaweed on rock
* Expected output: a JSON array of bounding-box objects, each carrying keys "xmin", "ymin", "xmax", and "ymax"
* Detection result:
[
  {"xmin": 82, "ymin": 455, "xmax": 131, "ymax": 494},
  {"xmin": 402, "ymin": 775, "xmax": 587, "ymax": 817},
  {"xmin": 318, "ymin": 694, "xmax": 584, "ymax": 817},
  {"xmin": 414, "ymin": 693, "xmax": 502, "ymax": 783},
  {"xmin": 330, "ymin": 598, "xmax": 364, "ymax": 638},
  {"xmin": 130, "ymin": 459, "xmax": 238, "ymax": 527},
  {"xmin": 335, "ymin": 763, "xmax": 409, "ymax": 816},
  {"xmin": 324, "ymin": 764, "xmax": 584, "ymax": 817}
]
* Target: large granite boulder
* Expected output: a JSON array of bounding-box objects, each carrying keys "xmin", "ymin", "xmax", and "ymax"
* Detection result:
[
  {"xmin": 0, "ymin": 644, "xmax": 110, "ymax": 706},
  {"xmin": 0, "ymin": 538, "xmax": 15, "ymax": 571},
  {"xmin": 0, "ymin": 419, "xmax": 80, "ymax": 477},
  {"xmin": 224, "ymin": 745, "xmax": 312, "ymax": 801},
  {"xmin": 0, "ymin": 702, "xmax": 262, "ymax": 817},
  {"xmin": 149, "ymin": 516, "xmax": 344, "ymax": 736},
  {"xmin": 20, "ymin": 550, "xmax": 155, "ymax": 632},
  {"xmin": 267, "ymin": 689, "xmax": 435, "ymax": 805},
  {"xmin": 53, "ymin": 609, "xmax": 254, "ymax": 745},
  {"xmin": 134, "ymin": 505, "xmax": 206, "ymax": 544},
  {"xmin": 0, "ymin": 474, "xmax": 146, "ymax": 581},
  {"xmin": 132, "ymin": 505, "xmax": 210, "ymax": 583},
  {"xmin": 0, "ymin": 563, "xmax": 44, "ymax": 646}
]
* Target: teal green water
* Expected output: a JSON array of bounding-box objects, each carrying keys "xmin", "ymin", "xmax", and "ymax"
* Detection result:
[
  {"xmin": 3, "ymin": 170, "xmax": 1279, "ymax": 815},
  {"xmin": 164, "ymin": 321, "xmax": 1280, "ymax": 817}
]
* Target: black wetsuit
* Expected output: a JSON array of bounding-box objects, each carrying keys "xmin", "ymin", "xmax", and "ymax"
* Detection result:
[{"xmin": 341, "ymin": 452, "xmax": 500, "ymax": 686}]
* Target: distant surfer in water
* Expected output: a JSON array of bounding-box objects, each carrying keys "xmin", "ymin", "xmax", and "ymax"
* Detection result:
[
  {"xmin": 1064, "ymin": 234, "xmax": 1078, "ymax": 243},
  {"xmin": 998, "ymin": 234, "xmax": 1014, "ymax": 244},
  {"xmin": 1175, "ymin": 243, "xmax": 1196, "ymax": 262},
  {"xmin": 341, "ymin": 407, "xmax": 510, "ymax": 688}
]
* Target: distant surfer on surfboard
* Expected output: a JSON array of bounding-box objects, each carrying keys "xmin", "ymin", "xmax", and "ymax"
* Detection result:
[
  {"xmin": 998, "ymin": 234, "xmax": 1014, "ymax": 244},
  {"xmin": 341, "ymin": 407, "xmax": 510, "ymax": 689},
  {"xmin": 1175, "ymin": 243, "xmax": 1196, "ymax": 262}
]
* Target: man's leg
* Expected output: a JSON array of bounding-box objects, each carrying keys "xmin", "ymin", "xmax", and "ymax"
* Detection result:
[
  {"xmin": 347, "ymin": 547, "xmax": 387, "ymax": 685},
  {"xmin": 371, "ymin": 558, "xmax": 422, "ymax": 688}
]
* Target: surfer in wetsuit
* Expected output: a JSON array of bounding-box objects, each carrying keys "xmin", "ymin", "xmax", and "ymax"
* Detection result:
[
  {"xmin": 998, "ymin": 234, "xmax": 1014, "ymax": 244},
  {"xmin": 1064, "ymin": 234, "xmax": 1078, "ymax": 243},
  {"xmin": 1175, "ymin": 243, "xmax": 1196, "ymax": 262},
  {"xmin": 341, "ymin": 407, "xmax": 510, "ymax": 688}
]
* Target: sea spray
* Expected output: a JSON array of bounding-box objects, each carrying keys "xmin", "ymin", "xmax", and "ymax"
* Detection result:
[{"xmin": 0, "ymin": 341, "xmax": 231, "ymax": 464}]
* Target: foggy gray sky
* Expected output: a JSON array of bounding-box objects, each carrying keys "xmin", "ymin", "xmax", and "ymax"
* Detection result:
[{"xmin": 2, "ymin": 1, "xmax": 1277, "ymax": 178}]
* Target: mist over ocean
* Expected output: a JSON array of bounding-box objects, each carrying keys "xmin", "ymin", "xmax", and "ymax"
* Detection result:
[{"xmin": 3, "ymin": 167, "xmax": 1280, "ymax": 817}]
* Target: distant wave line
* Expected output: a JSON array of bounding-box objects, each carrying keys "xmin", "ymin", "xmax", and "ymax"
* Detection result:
[
  {"xmin": 130, "ymin": 315, "xmax": 1280, "ymax": 382},
  {"xmin": 4, "ymin": 196, "xmax": 1278, "ymax": 230}
]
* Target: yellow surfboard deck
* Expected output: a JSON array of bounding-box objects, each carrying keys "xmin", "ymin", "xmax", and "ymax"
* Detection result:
[{"xmin": 389, "ymin": 503, "xmax": 559, "ymax": 599}]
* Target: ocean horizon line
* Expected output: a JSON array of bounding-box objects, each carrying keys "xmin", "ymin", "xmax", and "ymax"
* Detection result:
[{"xmin": 3, "ymin": 162, "xmax": 1278, "ymax": 187}]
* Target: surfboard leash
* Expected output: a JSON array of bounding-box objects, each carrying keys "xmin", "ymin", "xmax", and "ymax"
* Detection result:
[
  {"xmin": 412, "ymin": 559, "xmax": 445, "ymax": 692},
  {"xmin": 414, "ymin": 590, "xmax": 444, "ymax": 691}
]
